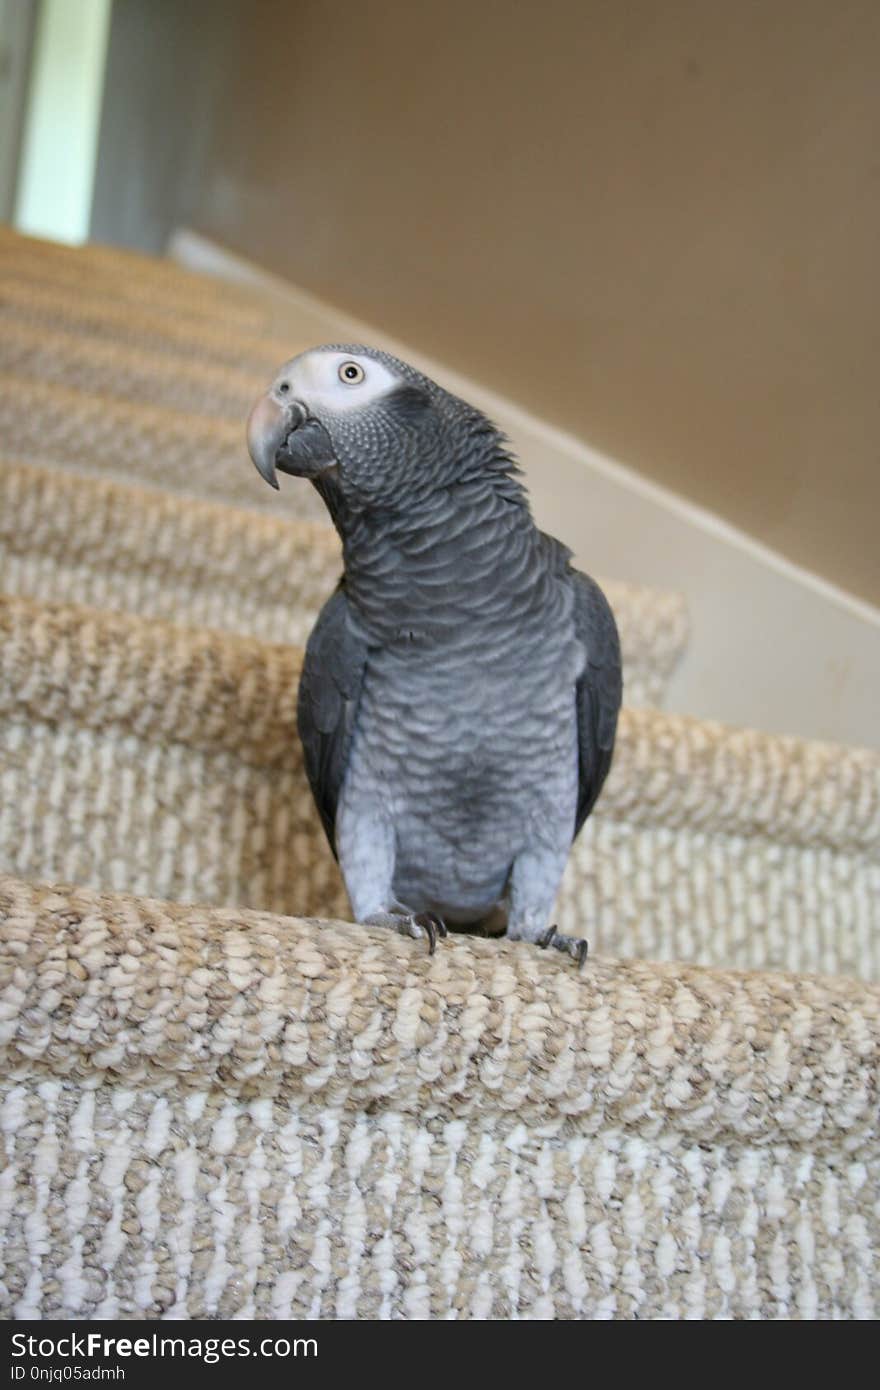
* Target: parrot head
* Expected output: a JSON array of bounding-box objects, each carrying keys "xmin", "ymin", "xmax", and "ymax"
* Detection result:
[{"xmin": 246, "ymin": 345, "xmax": 516, "ymax": 520}]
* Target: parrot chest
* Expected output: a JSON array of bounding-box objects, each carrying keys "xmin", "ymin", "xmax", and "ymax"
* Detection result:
[{"xmin": 342, "ymin": 625, "xmax": 581, "ymax": 915}]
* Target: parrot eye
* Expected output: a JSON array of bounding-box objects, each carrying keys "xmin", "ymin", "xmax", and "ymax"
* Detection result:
[{"xmin": 339, "ymin": 361, "xmax": 365, "ymax": 385}]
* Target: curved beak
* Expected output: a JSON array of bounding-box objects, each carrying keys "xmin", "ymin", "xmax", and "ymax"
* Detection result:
[{"xmin": 247, "ymin": 393, "xmax": 301, "ymax": 489}]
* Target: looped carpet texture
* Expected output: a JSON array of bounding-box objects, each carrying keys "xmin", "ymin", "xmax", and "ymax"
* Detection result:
[{"xmin": 0, "ymin": 228, "xmax": 877, "ymax": 1318}]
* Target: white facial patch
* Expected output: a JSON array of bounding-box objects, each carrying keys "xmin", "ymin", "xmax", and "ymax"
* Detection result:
[{"xmin": 272, "ymin": 349, "xmax": 400, "ymax": 417}]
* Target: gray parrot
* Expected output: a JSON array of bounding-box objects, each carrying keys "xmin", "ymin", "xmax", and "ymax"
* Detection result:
[{"xmin": 246, "ymin": 345, "xmax": 621, "ymax": 964}]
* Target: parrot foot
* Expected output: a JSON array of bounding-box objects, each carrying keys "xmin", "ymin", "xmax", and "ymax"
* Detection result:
[
  {"xmin": 364, "ymin": 910, "xmax": 448, "ymax": 955},
  {"xmin": 538, "ymin": 924, "xmax": 589, "ymax": 969}
]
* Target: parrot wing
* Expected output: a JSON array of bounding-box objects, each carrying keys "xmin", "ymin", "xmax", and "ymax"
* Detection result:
[
  {"xmin": 571, "ymin": 567, "xmax": 623, "ymax": 839},
  {"xmin": 297, "ymin": 580, "xmax": 369, "ymax": 857}
]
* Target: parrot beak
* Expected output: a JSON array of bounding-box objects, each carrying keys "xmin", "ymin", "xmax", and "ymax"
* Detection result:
[
  {"xmin": 247, "ymin": 389, "xmax": 337, "ymax": 488},
  {"xmin": 247, "ymin": 392, "xmax": 302, "ymax": 490}
]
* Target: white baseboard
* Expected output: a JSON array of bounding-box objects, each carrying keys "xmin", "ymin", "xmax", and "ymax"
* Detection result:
[{"xmin": 170, "ymin": 227, "xmax": 880, "ymax": 750}]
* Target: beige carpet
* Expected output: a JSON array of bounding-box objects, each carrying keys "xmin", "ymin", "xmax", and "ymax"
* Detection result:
[{"xmin": 0, "ymin": 228, "xmax": 877, "ymax": 1319}]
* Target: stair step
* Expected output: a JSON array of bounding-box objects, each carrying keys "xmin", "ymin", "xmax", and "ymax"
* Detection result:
[
  {"xmin": 0, "ymin": 270, "xmax": 294, "ymax": 372},
  {"xmin": 0, "ymin": 315, "xmax": 267, "ymax": 422},
  {"xmin": 2, "ymin": 865, "xmax": 876, "ymax": 1143},
  {"xmin": 0, "ymin": 371, "xmax": 330, "ymax": 524},
  {"xmin": 0, "ymin": 226, "xmax": 272, "ymax": 329},
  {"xmin": 0, "ymin": 457, "xmax": 689, "ymax": 708},
  {"xmin": 1, "ymin": 592, "xmax": 876, "ymax": 980}
]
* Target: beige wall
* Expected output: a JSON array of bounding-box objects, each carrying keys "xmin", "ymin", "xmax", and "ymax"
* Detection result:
[{"xmin": 100, "ymin": 0, "xmax": 880, "ymax": 607}]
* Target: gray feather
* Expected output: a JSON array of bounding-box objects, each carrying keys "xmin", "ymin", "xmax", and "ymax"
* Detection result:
[
  {"xmin": 569, "ymin": 565, "xmax": 623, "ymax": 837},
  {"xmin": 296, "ymin": 582, "xmax": 368, "ymax": 855}
]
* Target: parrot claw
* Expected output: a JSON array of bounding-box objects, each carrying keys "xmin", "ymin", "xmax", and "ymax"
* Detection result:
[
  {"xmin": 410, "ymin": 911, "xmax": 447, "ymax": 954},
  {"xmin": 535, "ymin": 926, "xmax": 589, "ymax": 969},
  {"xmin": 365, "ymin": 909, "xmax": 447, "ymax": 954}
]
